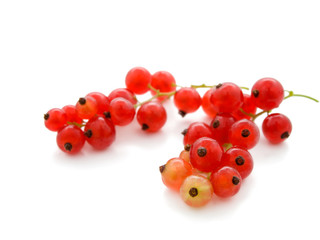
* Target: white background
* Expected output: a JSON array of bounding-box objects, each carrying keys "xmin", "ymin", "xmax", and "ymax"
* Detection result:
[{"xmin": 1, "ymin": 1, "xmax": 320, "ymax": 239}]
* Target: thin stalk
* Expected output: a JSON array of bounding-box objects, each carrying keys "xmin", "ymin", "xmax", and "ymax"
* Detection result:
[{"xmin": 284, "ymin": 90, "xmax": 318, "ymax": 102}]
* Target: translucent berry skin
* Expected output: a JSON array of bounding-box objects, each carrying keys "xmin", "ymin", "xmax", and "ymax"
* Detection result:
[
  {"xmin": 229, "ymin": 119, "xmax": 260, "ymax": 149},
  {"xmin": 251, "ymin": 77, "xmax": 284, "ymax": 111},
  {"xmin": 160, "ymin": 158, "xmax": 193, "ymax": 192},
  {"xmin": 220, "ymin": 147, "xmax": 254, "ymax": 179},
  {"xmin": 174, "ymin": 87, "xmax": 201, "ymax": 116},
  {"xmin": 56, "ymin": 125, "xmax": 85, "ymax": 154},
  {"xmin": 232, "ymin": 94, "xmax": 257, "ymax": 120},
  {"xmin": 125, "ymin": 67, "xmax": 152, "ymax": 95},
  {"xmin": 108, "ymin": 88, "xmax": 137, "ymax": 104},
  {"xmin": 183, "ymin": 122, "xmax": 214, "ymax": 147},
  {"xmin": 86, "ymin": 92, "xmax": 110, "ymax": 114},
  {"xmin": 210, "ymin": 113, "xmax": 236, "ymax": 145},
  {"xmin": 75, "ymin": 96, "xmax": 98, "ymax": 120},
  {"xmin": 84, "ymin": 116, "xmax": 116, "ymax": 150},
  {"xmin": 210, "ymin": 82, "xmax": 244, "ymax": 113},
  {"xmin": 210, "ymin": 166, "xmax": 242, "ymax": 198},
  {"xmin": 201, "ymin": 89, "xmax": 217, "ymax": 118},
  {"xmin": 150, "ymin": 71, "xmax": 176, "ymax": 101},
  {"xmin": 62, "ymin": 105, "xmax": 82, "ymax": 124},
  {"xmin": 190, "ymin": 137, "xmax": 223, "ymax": 172},
  {"xmin": 180, "ymin": 175, "xmax": 213, "ymax": 207},
  {"xmin": 108, "ymin": 97, "xmax": 136, "ymax": 126},
  {"xmin": 262, "ymin": 113, "xmax": 292, "ymax": 144},
  {"xmin": 179, "ymin": 150, "xmax": 190, "ymax": 163},
  {"xmin": 44, "ymin": 108, "xmax": 67, "ymax": 132},
  {"xmin": 136, "ymin": 101, "xmax": 167, "ymax": 132}
]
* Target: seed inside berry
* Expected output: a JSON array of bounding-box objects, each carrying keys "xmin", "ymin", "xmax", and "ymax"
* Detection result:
[
  {"xmin": 241, "ymin": 129, "xmax": 250, "ymax": 137},
  {"xmin": 212, "ymin": 120, "xmax": 220, "ymax": 128},
  {"xmin": 159, "ymin": 164, "xmax": 165, "ymax": 173},
  {"xmin": 252, "ymin": 90, "xmax": 259, "ymax": 98},
  {"xmin": 142, "ymin": 123, "xmax": 149, "ymax": 130},
  {"xmin": 178, "ymin": 110, "xmax": 187, "ymax": 117},
  {"xmin": 78, "ymin": 97, "xmax": 86, "ymax": 105},
  {"xmin": 281, "ymin": 131, "xmax": 290, "ymax": 139},
  {"xmin": 84, "ymin": 129, "xmax": 93, "ymax": 138},
  {"xmin": 181, "ymin": 129, "xmax": 188, "ymax": 136},
  {"xmin": 44, "ymin": 113, "xmax": 49, "ymax": 120},
  {"xmin": 197, "ymin": 147, "xmax": 207, "ymax": 157},
  {"xmin": 189, "ymin": 187, "xmax": 198, "ymax": 197},
  {"xmin": 216, "ymin": 83, "xmax": 223, "ymax": 89},
  {"xmin": 64, "ymin": 142, "xmax": 73, "ymax": 151},
  {"xmin": 232, "ymin": 176, "xmax": 240, "ymax": 185},
  {"xmin": 235, "ymin": 156, "xmax": 245, "ymax": 165}
]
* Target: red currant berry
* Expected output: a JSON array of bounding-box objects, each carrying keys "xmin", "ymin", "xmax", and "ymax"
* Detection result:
[
  {"xmin": 86, "ymin": 92, "xmax": 110, "ymax": 114},
  {"xmin": 210, "ymin": 113, "xmax": 236, "ymax": 145},
  {"xmin": 84, "ymin": 116, "xmax": 116, "ymax": 150},
  {"xmin": 180, "ymin": 175, "xmax": 213, "ymax": 207},
  {"xmin": 136, "ymin": 101, "xmax": 167, "ymax": 132},
  {"xmin": 125, "ymin": 67, "xmax": 152, "ymax": 95},
  {"xmin": 229, "ymin": 119, "xmax": 260, "ymax": 149},
  {"xmin": 62, "ymin": 105, "xmax": 82, "ymax": 124},
  {"xmin": 159, "ymin": 158, "xmax": 193, "ymax": 192},
  {"xmin": 174, "ymin": 87, "xmax": 201, "ymax": 117},
  {"xmin": 44, "ymin": 108, "xmax": 67, "ymax": 132},
  {"xmin": 182, "ymin": 122, "xmax": 214, "ymax": 147},
  {"xmin": 201, "ymin": 89, "xmax": 217, "ymax": 118},
  {"xmin": 56, "ymin": 125, "xmax": 85, "ymax": 154},
  {"xmin": 190, "ymin": 137, "xmax": 223, "ymax": 172},
  {"xmin": 251, "ymin": 77, "xmax": 284, "ymax": 111},
  {"xmin": 107, "ymin": 97, "xmax": 136, "ymax": 126},
  {"xmin": 150, "ymin": 71, "xmax": 176, "ymax": 101},
  {"xmin": 108, "ymin": 88, "xmax": 137, "ymax": 105},
  {"xmin": 210, "ymin": 82, "xmax": 244, "ymax": 113},
  {"xmin": 179, "ymin": 150, "xmax": 190, "ymax": 163},
  {"xmin": 75, "ymin": 96, "xmax": 98, "ymax": 120},
  {"xmin": 210, "ymin": 166, "xmax": 242, "ymax": 198},
  {"xmin": 262, "ymin": 113, "xmax": 292, "ymax": 144},
  {"xmin": 220, "ymin": 147, "xmax": 254, "ymax": 179},
  {"xmin": 232, "ymin": 94, "xmax": 257, "ymax": 120}
]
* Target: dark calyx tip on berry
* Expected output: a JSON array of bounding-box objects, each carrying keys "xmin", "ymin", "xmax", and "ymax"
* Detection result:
[
  {"xmin": 252, "ymin": 90, "xmax": 259, "ymax": 98},
  {"xmin": 216, "ymin": 83, "xmax": 223, "ymax": 89},
  {"xmin": 213, "ymin": 120, "xmax": 220, "ymax": 128},
  {"xmin": 197, "ymin": 147, "xmax": 207, "ymax": 157},
  {"xmin": 103, "ymin": 111, "xmax": 111, "ymax": 118},
  {"xmin": 241, "ymin": 129, "xmax": 250, "ymax": 138},
  {"xmin": 181, "ymin": 129, "xmax": 188, "ymax": 136},
  {"xmin": 44, "ymin": 113, "xmax": 49, "ymax": 120},
  {"xmin": 178, "ymin": 110, "xmax": 187, "ymax": 117},
  {"xmin": 84, "ymin": 129, "xmax": 93, "ymax": 138},
  {"xmin": 232, "ymin": 176, "xmax": 240, "ymax": 185},
  {"xmin": 184, "ymin": 144, "xmax": 191, "ymax": 151},
  {"xmin": 78, "ymin": 97, "xmax": 86, "ymax": 105},
  {"xmin": 142, "ymin": 123, "xmax": 149, "ymax": 130},
  {"xmin": 64, "ymin": 142, "xmax": 72, "ymax": 152},
  {"xmin": 281, "ymin": 131, "xmax": 290, "ymax": 139},
  {"xmin": 235, "ymin": 156, "xmax": 245, "ymax": 166},
  {"xmin": 189, "ymin": 187, "xmax": 198, "ymax": 197},
  {"xmin": 159, "ymin": 165, "xmax": 165, "ymax": 173}
]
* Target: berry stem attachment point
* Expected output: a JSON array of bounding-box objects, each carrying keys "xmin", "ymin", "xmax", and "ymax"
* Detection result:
[{"xmin": 284, "ymin": 90, "xmax": 319, "ymax": 102}]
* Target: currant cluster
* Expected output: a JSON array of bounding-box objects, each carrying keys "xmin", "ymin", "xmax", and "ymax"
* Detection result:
[{"xmin": 44, "ymin": 67, "xmax": 317, "ymax": 208}]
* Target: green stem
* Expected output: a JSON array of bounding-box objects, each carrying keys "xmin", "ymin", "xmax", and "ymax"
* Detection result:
[
  {"xmin": 67, "ymin": 121, "xmax": 85, "ymax": 128},
  {"xmin": 191, "ymin": 84, "xmax": 215, "ymax": 89},
  {"xmin": 251, "ymin": 110, "xmax": 270, "ymax": 122},
  {"xmin": 284, "ymin": 90, "xmax": 319, "ymax": 102}
]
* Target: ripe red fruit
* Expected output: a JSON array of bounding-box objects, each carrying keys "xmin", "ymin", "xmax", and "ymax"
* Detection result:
[
  {"xmin": 182, "ymin": 122, "xmax": 214, "ymax": 147},
  {"xmin": 201, "ymin": 89, "xmax": 217, "ymax": 118},
  {"xmin": 232, "ymin": 94, "xmax": 257, "ymax": 120},
  {"xmin": 229, "ymin": 119, "xmax": 260, "ymax": 149},
  {"xmin": 159, "ymin": 158, "xmax": 193, "ymax": 192},
  {"xmin": 62, "ymin": 105, "xmax": 82, "ymax": 124},
  {"xmin": 75, "ymin": 96, "xmax": 98, "ymax": 120},
  {"xmin": 189, "ymin": 137, "xmax": 223, "ymax": 172},
  {"xmin": 210, "ymin": 82, "xmax": 244, "ymax": 113},
  {"xmin": 108, "ymin": 88, "xmax": 137, "ymax": 104},
  {"xmin": 136, "ymin": 101, "xmax": 167, "ymax": 132},
  {"xmin": 108, "ymin": 97, "xmax": 136, "ymax": 126},
  {"xmin": 210, "ymin": 166, "xmax": 242, "ymax": 198},
  {"xmin": 125, "ymin": 67, "xmax": 152, "ymax": 95},
  {"xmin": 251, "ymin": 77, "xmax": 284, "ymax": 111},
  {"xmin": 84, "ymin": 116, "xmax": 116, "ymax": 150},
  {"xmin": 262, "ymin": 113, "xmax": 292, "ymax": 144},
  {"xmin": 150, "ymin": 71, "xmax": 176, "ymax": 101},
  {"xmin": 220, "ymin": 147, "xmax": 254, "ymax": 179},
  {"xmin": 86, "ymin": 92, "xmax": 110, "ymax": 114},
  {"xmin": 174, "ymin": 87, "xmax": 202, "ymax": 117},
  {"xmin": 44, "ymin": 108, "xmax": 67, "ymax": 131},
  {"xmin": 56, "ymin": 125, "xmax": 85, "ymax": 154},
  {"xmin": 210, "ymin": 113, "xmax": 236, "ymax": 145}
]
